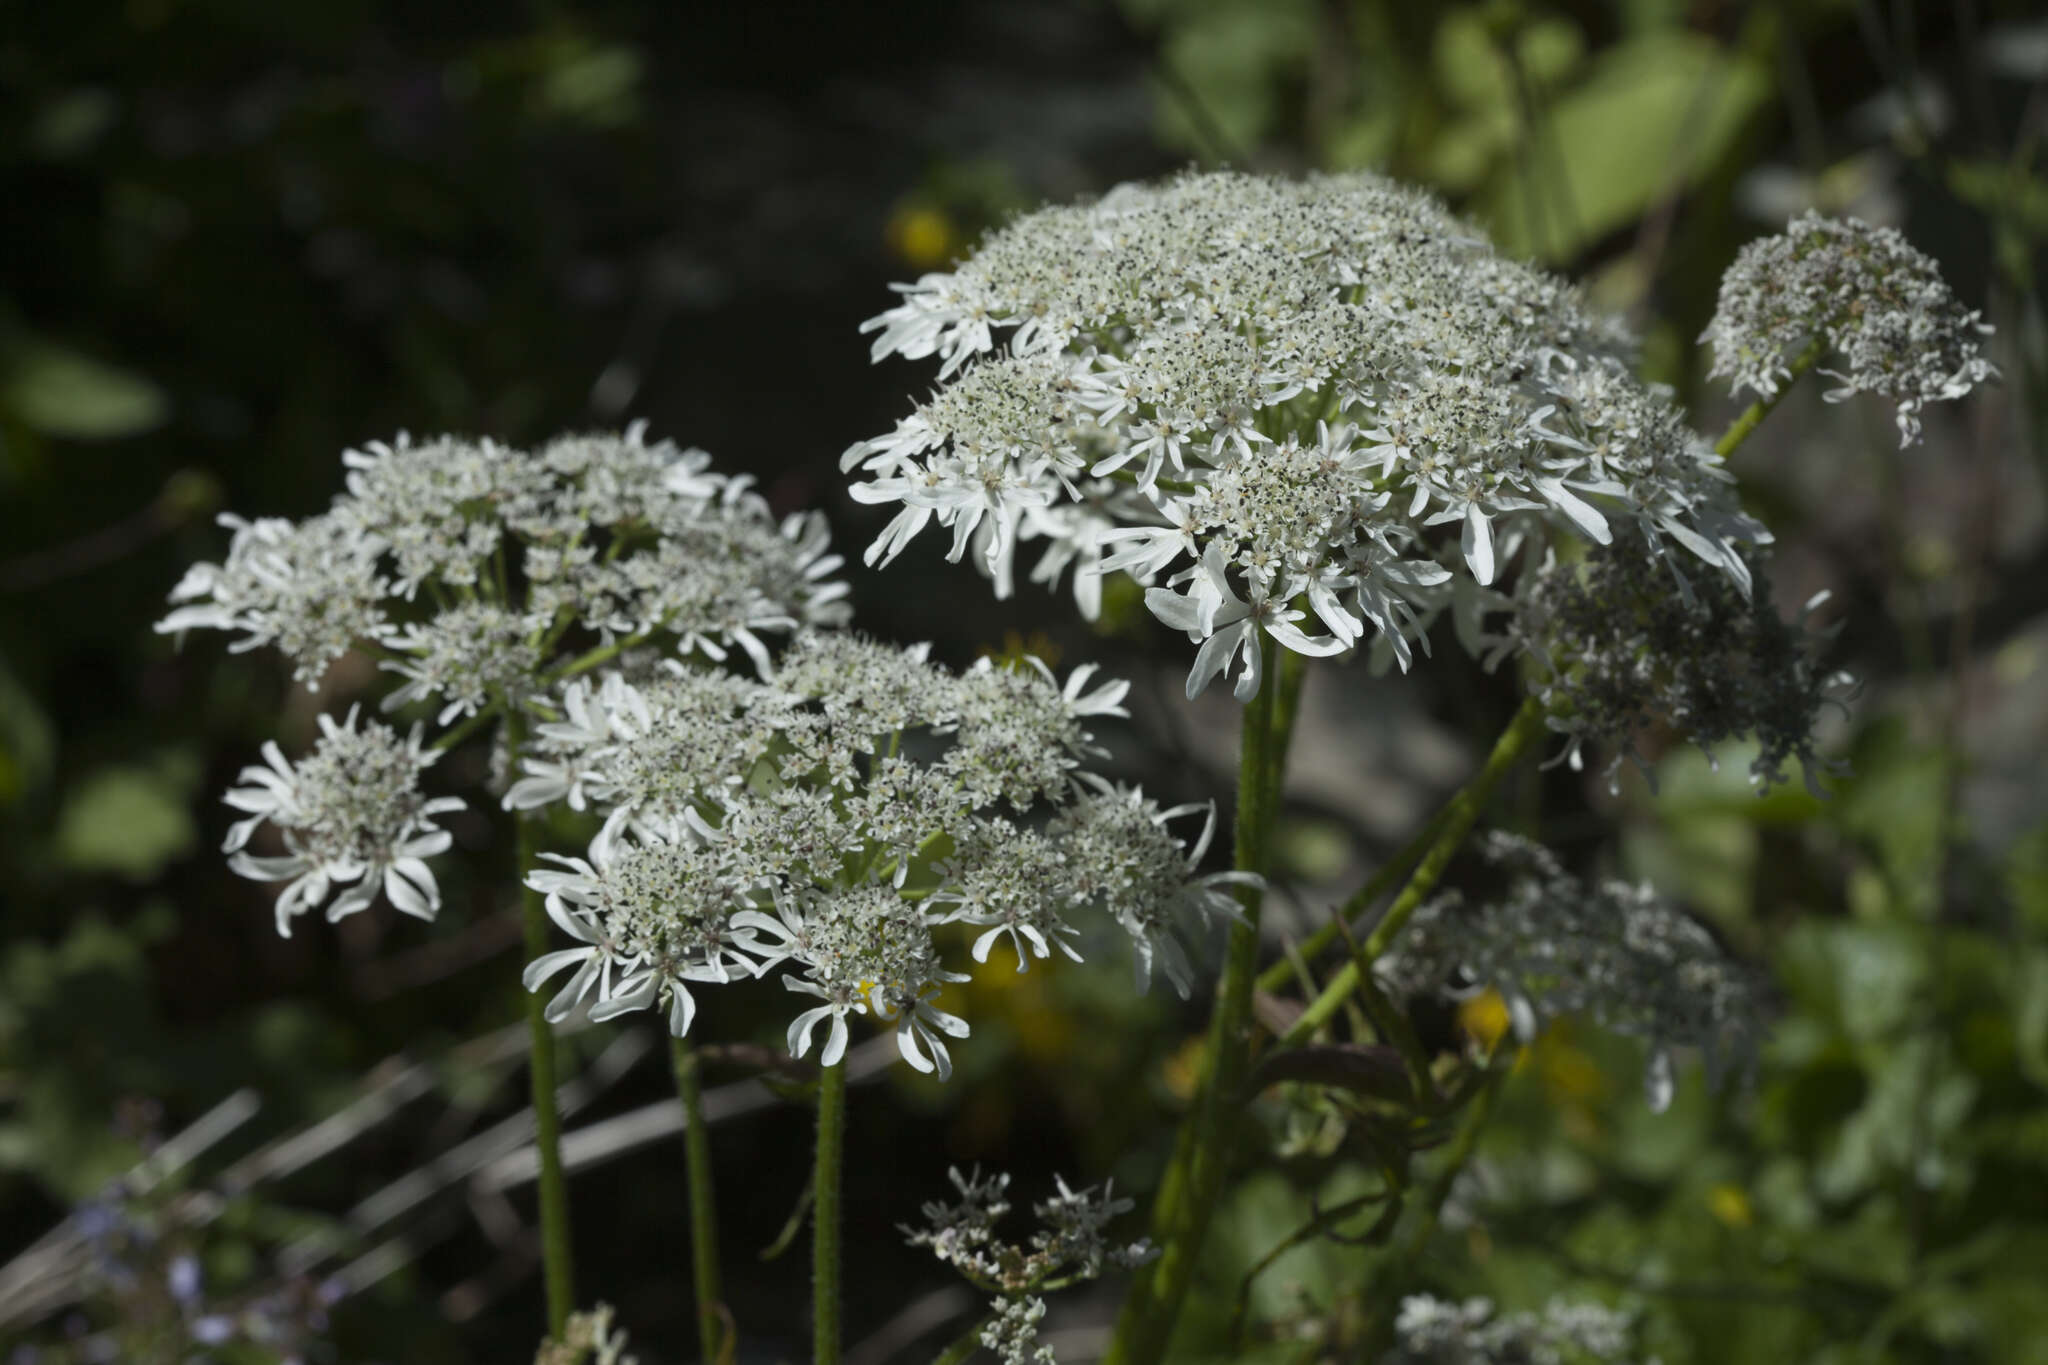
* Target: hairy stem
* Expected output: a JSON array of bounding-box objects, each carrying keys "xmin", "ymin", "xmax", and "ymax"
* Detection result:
[
  {"xmin": 1106, "ymin": 637, "xmax": 1284, "ymax": 1365},
  {"xmin": 1279, "ymin": 699, "xmax": 1546, "ymax": 1049},
  {"xmin": 516, "ymin": 808, "xmax": 576, "ymax": 1334},
  {"xmin": 1712, "ymin": 334, "xmax": 1827, "ymax": 457},
  {"xmin": 813, "ymin": 1060, "xmax": 848, "ymax": 1365},
  {"xmin": 670, "ymin": 1037, "xmax": 727, "ymax": 1363}
]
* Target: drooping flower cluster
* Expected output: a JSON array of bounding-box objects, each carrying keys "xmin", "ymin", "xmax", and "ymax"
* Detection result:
[
  {"xmin": 1703, "ymin": 211, "xmax": 1996, "ymax": 447},
  {"xmin": 1385, "ymin": 1295, "xmax": 1649, "ymax": 1365},
  {"xmin": 848, "ymin": 170, "xmax": 1769, "ymax": 698},
  {"xmin": 162, "ymin": 428, "xmax": 849, "ymax": 928},
  {"xmin": 514, "ymin": 633, "xmax": 1252, "ymax": 1079},
  {"xmin": 1492, "ymin": 537, "xmax": 1854, "ymax": 794},
  {"xmin": 1377, "ymin": 834, "xmax": 1766, "ymax": 1111},
  {"xmin": 904, "ymin": 1166, "xmax": 1157, "ymax": 1365}
]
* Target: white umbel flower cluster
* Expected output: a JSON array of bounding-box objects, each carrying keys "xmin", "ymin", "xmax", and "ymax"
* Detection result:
[
  {"xmin": 1702, "ymin": 211, "xmax": 1996, "ymax": 446},
  {"xmin": 159, "ymin": 424, "xmax": 848, "ymax": 688},
  {"xmin": 904, "ymin": 1166, "xmax": 1157, "ymax": 1365},
  {"xmin": 1386, "ymin": 1295, "xmax": 1650, "ymax": 1365},
  {"xmin": 220, "ymin": 707, "xmax": 463, "ymax": 936},
  {"xmin": 847, "ymin": 170, "xmax": 1767, "ymax": 698},
  {"xmin": 513, "ymin": 633, "xmax": 1252, "ymax": 1080},
  {"xmin": 163, "ymin": 430, "xmax": 850, "ymax": 934},
  {"xmin": 1377, "ymin": 834, "xmax": 1765, "ymax": 1112}
]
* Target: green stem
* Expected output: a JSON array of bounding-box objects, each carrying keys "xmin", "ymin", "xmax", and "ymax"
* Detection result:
[
  {"xmin": 1252, "ymin": 804, "xmax": 1451, "ymax": 997},
  {"xmin": 1279, "ymin": 700, "xmax": 1546, "ymax": 1050},
  {"xmin": 1712, "ymin": 334, "xmax": 1827, "ymax": 457},
  {"xmin": 671, "ymin": 1037, "xmax": 727, "ymax": 1363},
  {"xmin": 517, "ymin": 807, "xmax": 576, "ymax": 1335},
  {"xmin": 813, "ymin": 1060, "xmax": 848, "ymax": 1365},
  {"xmin": 1386, "ymin": 1062, "xmax": 1504, "ymax": 1283},
  {"xmin": 429, "ymin": 702, "xmax": 501, "ymax": 754},
  {"xmin": 1105, "ymin": 638, "xmax": 1284, "ymax": 1365},
  {"xmin": 930, "ymin": 1313, "xmax": 995, "ymax": 1365}
]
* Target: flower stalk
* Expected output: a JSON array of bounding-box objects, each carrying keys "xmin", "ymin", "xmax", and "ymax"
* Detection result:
[
  {"xmin": 813, "ymin": 1059, "xmax": 848, "ymax": 1365},
  {"xmin": 1712, "ymin": 333, "xmax": 1828, "ymax": 457},
  {"xmin": 517, "ymin": 797, "xmax": 576, "ymax": 1335},
  {"xmin": 1106, "ymin": 638, "xmax": 1284, "ymax": 1365},
  {"xmin": 669, "ymin": 1037, "xmax": 727, "ymax": 1364}
]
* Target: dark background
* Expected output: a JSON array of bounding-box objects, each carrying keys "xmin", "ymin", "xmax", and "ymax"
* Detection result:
[{"xmin": 4, "ymin": 2, "xmax": 2046, "ymax": 1362}]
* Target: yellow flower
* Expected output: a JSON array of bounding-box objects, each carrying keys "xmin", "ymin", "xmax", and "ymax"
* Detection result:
[
  {"xmin": 1458, "ymin": 987, "xmax": 1512, "ymax": 1050},
  {"xmin": 887, "ymin": 203, "xmax": 956, "ymax": 271},
  {"xmin": 1707, "ymin": 1183, "xmax": 1754, "ymax": 1229}
]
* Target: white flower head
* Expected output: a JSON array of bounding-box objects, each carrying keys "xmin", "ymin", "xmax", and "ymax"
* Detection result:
[
  {"xmin": 221, "ymin": 707, "xmax": 462, "ymax": 935},
  {"xmin": 850, "ymin": 170, "xmax": 1768, "ymax": 699}
]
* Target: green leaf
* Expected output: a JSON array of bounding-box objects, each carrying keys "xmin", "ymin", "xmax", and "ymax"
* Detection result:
[
  {"xmin": 55, "ymin": 757, "xmax": 200, "ymax": 881},
  {"xmin": 0, "ymin": 336, "xmax": 167, "ymax": 440},
  {"xmin": 1477, "ymin": 32, "xmax": 1770, "ymax": 261}
]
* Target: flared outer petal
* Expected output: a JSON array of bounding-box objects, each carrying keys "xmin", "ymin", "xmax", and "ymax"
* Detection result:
[
  {"xmin": 666, "ymin": 979, "xmax": 698, "ymax": 1037},
  {"xmin": 523, "ymin": 947, "xmax": 594, "ymax": 993},
  {"xmin": 1462, "ymin": 504, "xmax": 1497, "ymax": 585},
  {"xmin": 324, "ymin": 876, "xmax": 380, "ymax": 924},
  {"xmin": 382, "ymin": 858, "xmax": 441, "ymax": 920},
  {"xmin": 544, "ymin": 959, "xmax": 603, "ymax": 1024},
  {"xmin": 588, "ymin": 972, "xmax": 660, "ymax": 1022}
]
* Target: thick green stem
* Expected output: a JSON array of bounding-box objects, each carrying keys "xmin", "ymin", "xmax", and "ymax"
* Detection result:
[
  {"xmin": 1105, "ymin": 639, "xmax": 1284, "ymax": 1365},
  {"xmin": 813, "ymin": 1060, "xmax": 848, "ymax": 1365},
  {"xmin": 517, "ymin": 810, "xmax": 576, "ymax": 1335},
  {"xmin": 1279, "ymin": 700, "xmax": 1547, "ymax": 1049},
  {"xmin": 671, "ymin": 1037, "xmax": 727, "ymax": 1363},
  {"xmin": 1712, "ymin": 334, "xmax": 1827, "ymax": 457}
]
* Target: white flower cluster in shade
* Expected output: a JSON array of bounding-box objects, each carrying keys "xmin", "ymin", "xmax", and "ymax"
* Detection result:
[
  {"xmin": 1377, "ymin": 834, "xmax": 1765, "ymax": 1113},
  {"xmin": 1385, "ymin": 1295, "xmax": 1648, "ymax": 1365},
  {"xmin": 220, "ymin": 708, "xmax": 463, "ymax": 936},
  {"xmin": 164, "ymin": 430, "xmax": 849, "ymax": 930},
  {"xmin": 1703, "ymin": 210, "xmax": 1996, "ymax": 446},
  {"xmin": 846, "ymin": 170, "xmax": 1768, "ymax": 699},
  {"xmin": 1488, "ymin": 535, "xmax": 1855, "ymax": 795},
  {"xmin": 904, "ymin": 1166, "xmax": 1157, "ymax": 1365},
  {"xmin": 158, "ymin": 424, "xmax": 849, "ymax": 690},
  {"xmin": 512, "ymin": 633, "xmax": 1253, "ymax": 1080}
]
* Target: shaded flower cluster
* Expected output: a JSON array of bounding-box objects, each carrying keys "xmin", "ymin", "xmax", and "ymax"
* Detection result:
[
  {"xmin": 1386, "ymin": 1295, "xmax": 1649, "ymax": 1365},
  {"xmin": 1702, "ymin": 211, "xmax": 1996, "ymax": 445},
  {"xmin": 904, "ymin": 1166, "xmax": 1156, "ymax": 1365},
  {"xmin": 848, "ymin": 170, "xmax": 1767, "ymax": 698},
  {"xmin": 159, "ymin": 424, "xmax": 848, "ymax": 688},
  {"xmin": 514, "ymin": 633, "xmax": 1251, "ymax": 1080},
  {"xmin": 1494, "ymin": 536, "xmax": 1852, "ymax": 794},
  {"xmin": 163, "ymin": 430, "xmax": 848, "ymax": 929},
  {"xmin": 1378, "ymin": 834, "xmax": 1766, "ymax": 1111}
]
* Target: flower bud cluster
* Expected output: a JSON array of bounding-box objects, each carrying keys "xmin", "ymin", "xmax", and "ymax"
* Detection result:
[
  {"xmin": 1386, "ymin": 1295, "xmax": 1647, "ymax": 1364},
  {"xmin": 534, "ymin": 1305, "xmax": 639, "ymax": 1365},
  {"xmin": 848, "ymin": 170, "xmax": 1767, "ymax": 699},
  {"xmin": 1379, "ymin": 834, "xmax": 1765, "ymax": 1111},
  {"xmin": 513, "ymin": 633, "xmax": 1249, "ymax": 1080},
  {"xmin": 1703, "ymin": 211, "xmax": 1995, "ymax": 446},
  {"xmin": 904, "ymin": 1166, "xmax": 1157, "ymax": 1365},
  {"xmin": 1496, "ymin": 537, "xmax": 1852, "ymax": 794}
]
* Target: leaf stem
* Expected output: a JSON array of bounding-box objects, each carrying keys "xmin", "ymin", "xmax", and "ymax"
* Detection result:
[{"xmin": 670, "ymin": 1036, "xmax": 728, "ymax": 1364}]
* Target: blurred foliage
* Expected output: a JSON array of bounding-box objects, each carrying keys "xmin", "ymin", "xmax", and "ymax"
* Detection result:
[{"xmin": 3, "ymin": 0, "xmax": 2047, "ymax": 1362}]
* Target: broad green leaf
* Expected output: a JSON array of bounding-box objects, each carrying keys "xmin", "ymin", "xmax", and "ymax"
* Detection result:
[{"xmin": 55, "ymin": 758, "xmax": 200, "ymax": 881}]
